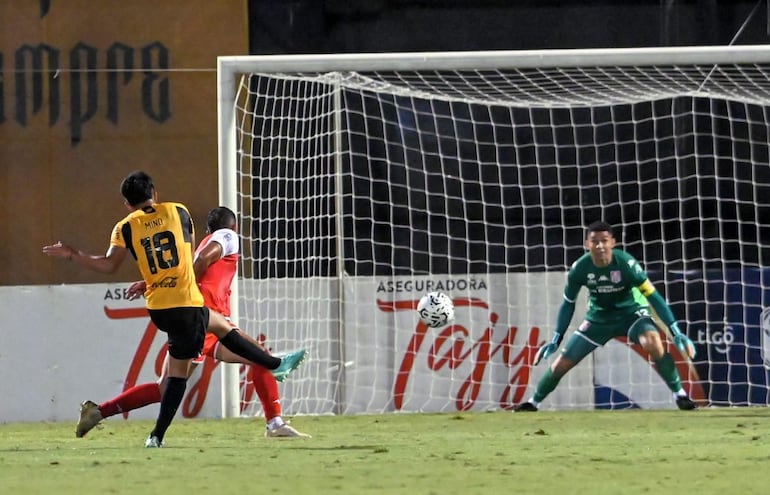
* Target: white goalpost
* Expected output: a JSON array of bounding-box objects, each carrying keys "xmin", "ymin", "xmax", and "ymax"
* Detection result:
[{"xmin": 218, "ymin": 45, "xmax": 770, "ymax": 417}]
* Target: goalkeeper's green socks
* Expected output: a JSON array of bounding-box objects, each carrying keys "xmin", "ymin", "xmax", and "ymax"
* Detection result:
[
  {"xmin": 654, "ymin": 352, "xmax": 683, "ymax": 393},
  {"xmin": 532, "ymin": 367, "xmax": 563, "ymax": 403}
]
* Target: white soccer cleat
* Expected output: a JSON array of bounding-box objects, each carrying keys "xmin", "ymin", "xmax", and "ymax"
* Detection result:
[
  {"xmin": 265, "ymin": 424, "xmax": 312, "ymax": 438},
  {"xmin": 144, "ymin": 435, "xmax": 164, "ymax": 448},
  {"xmin": 75, "ymin": 400, "xmax": 104, "ymax": 438}
]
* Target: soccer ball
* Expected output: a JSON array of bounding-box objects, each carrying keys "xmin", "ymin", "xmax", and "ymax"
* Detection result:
[{"xmin": 417, "ymin": 292, "xmax": 455, "ymax": 328}]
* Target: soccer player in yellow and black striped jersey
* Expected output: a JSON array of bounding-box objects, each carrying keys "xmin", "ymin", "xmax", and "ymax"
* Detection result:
[
  {"xmin": 43, "ymin": 171, "xmax": 306, "ymax": 447},
  {"xmin": 111, "ymin": 199, "xmax": 203, "ymax": 310}
]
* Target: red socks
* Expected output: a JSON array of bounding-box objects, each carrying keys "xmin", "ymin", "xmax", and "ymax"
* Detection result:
[
  {"xmin": 98, "ymin": 369, "xmax": 281, "ymax": 420},
  {"xmin": 249, "ymin": 365, "xmax": 282, "ymax": 420},
  {"xmin": 99, "ymin": 382, "xmax": 162, "ymax": 418}
]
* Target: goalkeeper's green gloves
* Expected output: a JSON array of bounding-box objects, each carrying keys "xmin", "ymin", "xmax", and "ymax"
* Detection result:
[
  {"xmin": 670, "ymin": 322, "xmax": 696, "ymax": 359},
  {"xmin": 533, "ymin": 333, "xmax": 563, "ymax": 366}
]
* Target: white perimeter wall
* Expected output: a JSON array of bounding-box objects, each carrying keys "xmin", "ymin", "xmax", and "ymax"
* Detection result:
[
  {"xmin": 0, "ymin": 274, "xmax": 674, "ymax": 423},
  {"xmin": 0, "ymin": 284, "xmax": 225, "ymax": 423}
]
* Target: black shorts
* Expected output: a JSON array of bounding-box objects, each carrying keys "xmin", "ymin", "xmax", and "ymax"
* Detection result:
[{"xmin": 148, "ymin": 306, "xmax": 209, "ymax": 360}]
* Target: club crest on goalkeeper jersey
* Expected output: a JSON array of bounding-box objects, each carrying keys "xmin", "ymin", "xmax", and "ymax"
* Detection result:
[
  {"xmin": 564, "ymin": 249, "xmax": 654, "ymax": 324},
  {"xmin": 110, "ymin": 202, "xmax": 204, "ymax": 310}
]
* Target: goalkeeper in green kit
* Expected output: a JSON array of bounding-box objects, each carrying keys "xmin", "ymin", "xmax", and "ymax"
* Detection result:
[{"xmin": 514, "ymin": 221, "xmax": 698, "ymax": 412}]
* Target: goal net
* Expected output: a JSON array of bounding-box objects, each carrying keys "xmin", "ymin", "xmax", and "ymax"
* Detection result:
[{"xmin": 218, "ymin": 46, "xmax": 770, "ymax": 416}]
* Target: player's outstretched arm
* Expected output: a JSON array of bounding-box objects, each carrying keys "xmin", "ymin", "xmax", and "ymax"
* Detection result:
[
  {"xmin": 668, "ymin": 321, "xmax": 696, "ymax": 359},
  {"xmin": 534, "ymin": 299, "xmax": 575, "ymax": 365},
  {"xmin": 645, "ymin": 289, "xmax": 696, "ymax": 359},
  {"xmin": 43, "ymin": 242, "xmax": 128, "ymax": 274},
  {"xmin": 533, "ymin": 337, "xmax": 561, "ymax": 366}
]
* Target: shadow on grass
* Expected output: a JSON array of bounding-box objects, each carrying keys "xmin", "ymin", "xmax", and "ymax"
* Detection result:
[
  {"xmin": 0, "ymin": 445, "xmax": 142, "ymax": 453},
  {"xmin": 282, "ymin": 444, "xmax": 386, "ymax": 451},
  {"xmin": 0, "ymin": 442, "xmax": 390, "ymax": 453}
]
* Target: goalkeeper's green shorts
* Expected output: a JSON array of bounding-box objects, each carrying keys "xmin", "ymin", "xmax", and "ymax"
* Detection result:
[{"xmin": 561, "ymin": 309, "xmax": 659, "ymax": 363}]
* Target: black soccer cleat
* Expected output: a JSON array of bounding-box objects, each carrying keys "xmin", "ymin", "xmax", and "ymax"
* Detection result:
[
  {"xmin": 675, "ymin": 396, "xmax": 697, "ymax": 410},
  {"xmin": 513, "ymin": 401, "xmax": 539, "ymax": 412}
]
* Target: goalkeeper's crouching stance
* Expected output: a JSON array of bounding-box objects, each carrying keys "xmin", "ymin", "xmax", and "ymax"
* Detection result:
[{"xmin": 513, "ymin": 221, "xmax": 698, "ymax": 412}]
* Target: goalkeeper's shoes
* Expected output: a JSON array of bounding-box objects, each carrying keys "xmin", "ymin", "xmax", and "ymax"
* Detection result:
[
  {"xmin": 513, "ymin": 401, "xmax": 539, "ymax": 412},
  {"xmin": 272, "ymin": 349, "xmax": 308, "ymax": 382},
  {"xmin": 75, "ymin": 400, "xmax": 104, "ymax": 438},
  {"xmin": 675, "ymin": 395, "xmax": 698, "ymax": 411},
  {"xmin": 265, "ymin": 423, "xmax": 312, "ymax": 438},
  {"xmin": 144, "ymin": 435, "xmax": 164, "ymax": 448}
]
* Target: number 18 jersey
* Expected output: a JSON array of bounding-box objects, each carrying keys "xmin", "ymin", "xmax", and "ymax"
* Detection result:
[{"xmin": 110, "ymin": 202, "xmax": 204, "ymax": 310}]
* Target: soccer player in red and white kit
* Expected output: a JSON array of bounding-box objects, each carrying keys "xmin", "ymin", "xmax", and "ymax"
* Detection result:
[{"xmin": 76, "ymin": 206, "xmax": 310, "ymax": 438}]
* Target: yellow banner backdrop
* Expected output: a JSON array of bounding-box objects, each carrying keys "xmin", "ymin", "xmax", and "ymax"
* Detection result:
[{"xmin": 0, "ymin": 0, "xmax": 247, "ymax": 285}]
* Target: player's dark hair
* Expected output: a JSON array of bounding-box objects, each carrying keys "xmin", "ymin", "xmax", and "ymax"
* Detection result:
[
  {"xmin": 207, "ymin": 206, "xmax": 237, "ymax": 232},
  {"xmin": 120, "ymin": 171, "xmax": 155, "ymax": 207},
  {"xmin": 586, "ymin": 220, "xmax": 614, "ymax": 236}
]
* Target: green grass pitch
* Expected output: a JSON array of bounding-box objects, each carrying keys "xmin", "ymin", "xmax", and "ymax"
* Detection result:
[{"xmin": 1, "ymin": 408, "xmax": 767, "ymax": 495}]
